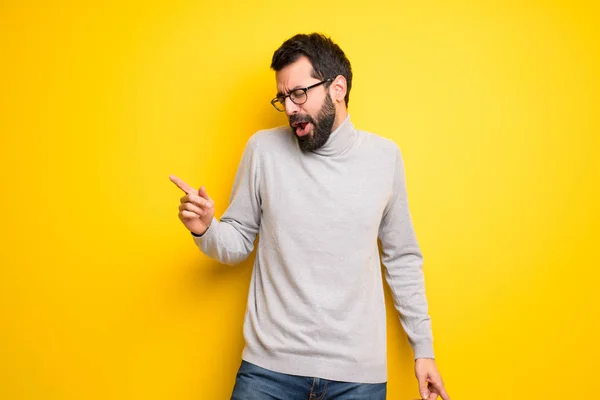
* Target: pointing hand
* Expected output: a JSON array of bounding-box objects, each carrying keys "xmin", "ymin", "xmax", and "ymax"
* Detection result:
[{"xmin": 169, "ymin": 174, "xmax": 215, "ymax": 236}]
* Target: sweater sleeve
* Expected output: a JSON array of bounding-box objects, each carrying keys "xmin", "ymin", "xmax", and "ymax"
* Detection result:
[
  {"xmin": 378, "ymin": 146, "xmax": 434, "ymax": 360},
  {"xmin": 192, "ymin": 135, "xmax": 262, "ymax": 265}
]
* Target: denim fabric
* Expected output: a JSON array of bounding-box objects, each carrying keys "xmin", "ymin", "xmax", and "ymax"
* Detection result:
[{"xmin": 230, "ymin": 360, "xmax": 387, "ymax": 400}]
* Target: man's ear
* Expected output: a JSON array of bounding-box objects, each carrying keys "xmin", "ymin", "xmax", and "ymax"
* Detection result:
[{"xmin": 330, "ymin": 75, "xmax": 347, "ymax": 103}]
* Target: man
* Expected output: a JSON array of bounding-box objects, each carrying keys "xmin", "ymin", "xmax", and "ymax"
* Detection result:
[{"xmin": 170, "ymin": 33, "xmax": 450, "ymax": 400}]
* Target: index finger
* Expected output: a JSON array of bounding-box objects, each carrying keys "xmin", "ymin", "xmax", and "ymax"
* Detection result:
[
  {"xmin": 433, "ymin": 383, "xmax": 450, "ymax": 400},
  {"xmin": 169, "ymin": 174, "xmax": 196, "ymax": 194}
]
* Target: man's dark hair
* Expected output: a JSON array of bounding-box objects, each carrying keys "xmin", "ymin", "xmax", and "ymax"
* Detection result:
[{"xmin": 271, "ymin": 33, "xmax": 353, "ymax": 107}]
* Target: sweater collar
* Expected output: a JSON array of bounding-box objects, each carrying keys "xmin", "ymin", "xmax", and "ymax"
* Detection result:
[{"xmin": 310, "ymin": 115, "xmax": 357, "ymax": 157}]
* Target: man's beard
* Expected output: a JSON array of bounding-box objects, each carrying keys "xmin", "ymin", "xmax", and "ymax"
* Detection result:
[{"xmin": 289, "ymin": 94, "xmax": 336, "ymax": 152}]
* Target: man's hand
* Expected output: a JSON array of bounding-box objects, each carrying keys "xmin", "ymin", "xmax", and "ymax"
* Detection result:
[
  {"xmin": 169, "ymin": 174, "xmax": 215, "ymax": 236},
  {"xmin": 415, "ymin": 358, "xmax": 450, "ymax": 400}
]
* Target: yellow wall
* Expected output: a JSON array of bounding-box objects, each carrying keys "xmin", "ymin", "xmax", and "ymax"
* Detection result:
[{"xmin": 1, "ymin": 1, "xmax": 598, "ymax": 399}]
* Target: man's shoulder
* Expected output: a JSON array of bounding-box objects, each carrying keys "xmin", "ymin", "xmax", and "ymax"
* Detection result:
[
  {"xmin": 357, "ymin": 129, "xmax": 401, "ymax": 156},
  {"xmin": 247, "ymin": 125, "xmax": 294, "ymax": 151}
]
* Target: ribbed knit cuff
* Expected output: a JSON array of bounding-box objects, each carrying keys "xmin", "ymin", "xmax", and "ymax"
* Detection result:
[
  {"xmin": 412, "ymin": 341, "xmax": 435, "ymax": 360},
  {"xmin": 190, "ymin": 217, "xmax": 217, "ymax": 241}
]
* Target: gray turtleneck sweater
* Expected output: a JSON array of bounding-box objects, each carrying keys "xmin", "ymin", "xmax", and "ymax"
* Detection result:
[{"xmin": 194, "ymin": 116, "xmax": 433, "ymax": 383}]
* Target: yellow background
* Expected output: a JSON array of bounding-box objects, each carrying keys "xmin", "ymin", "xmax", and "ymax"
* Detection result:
[{"xmin": 1, "ymin": 1, "xmax": 598, "ymax": 399}]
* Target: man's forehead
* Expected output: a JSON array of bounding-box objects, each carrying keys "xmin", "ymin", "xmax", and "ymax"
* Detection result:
[{"xmin": 275, "ymin": 57, "xmax": 315, "ymax": 92}]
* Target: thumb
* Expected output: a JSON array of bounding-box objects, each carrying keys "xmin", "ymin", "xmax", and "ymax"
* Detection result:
[
  {"xmin": 418, "ymin": 377, "xmax": 430, "ymax": 400},
  {"xmin": 198, "ymin": 186, "xmax": 214, "ymax": 206}
]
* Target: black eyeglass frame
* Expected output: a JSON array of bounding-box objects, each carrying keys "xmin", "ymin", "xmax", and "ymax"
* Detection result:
[{"xmin": 270, "ymin": 78, "xmax": 334, "ymax": 112}]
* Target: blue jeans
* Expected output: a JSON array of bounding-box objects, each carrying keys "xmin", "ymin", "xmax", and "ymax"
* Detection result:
[{"xmin": 230, "ymin": 360, "xmax": 387, "ymax": 400}]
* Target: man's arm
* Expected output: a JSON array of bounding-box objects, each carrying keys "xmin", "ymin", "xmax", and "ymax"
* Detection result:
[
  {"xmin": 378, "ymin": 145, "xmax": 433, "ymax": 359},
  {"xmin": 192, "ymin": 135, "xmax": 262, "ymax": 265},
  {"xmin": 378, "ymin": 145, "xmax": 450, "ymax": 400}
]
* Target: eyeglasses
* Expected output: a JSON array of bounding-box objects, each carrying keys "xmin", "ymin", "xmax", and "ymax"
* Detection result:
[{"xmin": 270, "ymin": 78, "xmax": 333, "ymax": 112}]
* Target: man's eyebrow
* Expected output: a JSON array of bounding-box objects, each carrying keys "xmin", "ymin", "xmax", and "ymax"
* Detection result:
[{"xmin": 276, "ymin": 85, "xmax": 303, "ymax": 98}]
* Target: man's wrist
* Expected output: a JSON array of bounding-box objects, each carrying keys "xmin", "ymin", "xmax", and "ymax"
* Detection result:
[{"xmin": 190, "ymin": 225, "xmax": 209, "ymax": 237}]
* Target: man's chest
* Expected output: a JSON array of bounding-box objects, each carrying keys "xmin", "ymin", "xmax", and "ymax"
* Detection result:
[{"xmin": 260, "ymin": 157, "xmax": 393, "ymax": 235}]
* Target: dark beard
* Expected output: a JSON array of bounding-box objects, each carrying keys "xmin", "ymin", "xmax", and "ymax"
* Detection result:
[{"xmin": 289, "ymin": 94, "xmax": 336, "ymax": 152}]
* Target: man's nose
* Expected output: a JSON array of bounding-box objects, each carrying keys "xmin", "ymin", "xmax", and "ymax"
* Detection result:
[{"xmin": 284, "ymin": 98, "xmax": 300, "ymax": 116}]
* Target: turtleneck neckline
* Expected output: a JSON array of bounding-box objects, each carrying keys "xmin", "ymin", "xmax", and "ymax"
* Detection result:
[{"xmin": 310, "ymin": 115, "xmax": 357, "ymax": 157}]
